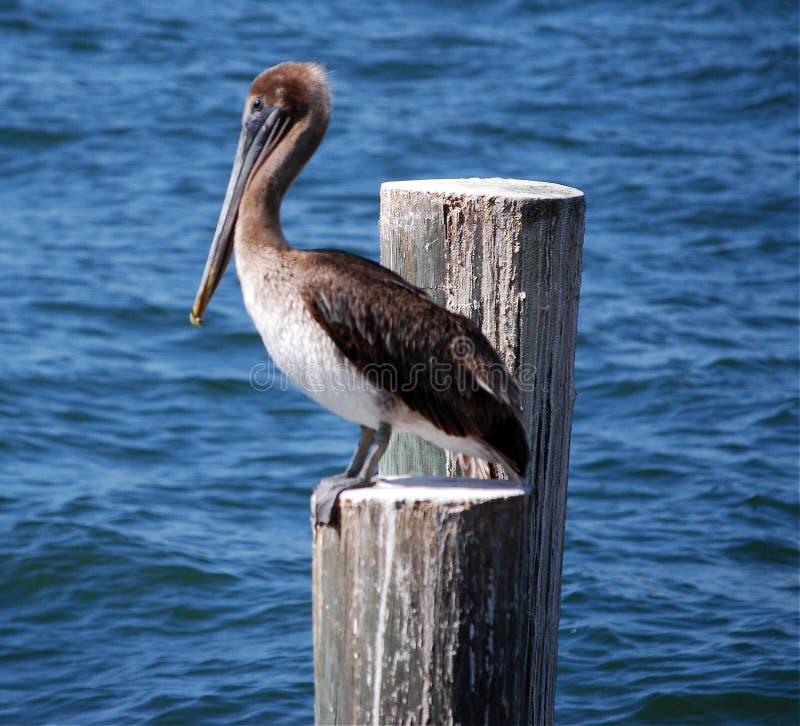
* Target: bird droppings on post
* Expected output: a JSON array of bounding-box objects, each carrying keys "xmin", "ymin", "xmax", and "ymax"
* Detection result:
[{"xmin": 370, "ymin": 504, "xmax": 396, "ymax": 726}]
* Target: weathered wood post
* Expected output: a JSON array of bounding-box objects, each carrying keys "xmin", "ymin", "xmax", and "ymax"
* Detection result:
[{"xmin": 312, "ymin": 178, "xmax": 584, "ymax": 725}]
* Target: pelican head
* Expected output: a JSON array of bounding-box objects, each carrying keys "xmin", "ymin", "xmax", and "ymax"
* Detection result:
[{"xmin": 190, "ymin": 62, "xmax": 330, "ymax": 326}]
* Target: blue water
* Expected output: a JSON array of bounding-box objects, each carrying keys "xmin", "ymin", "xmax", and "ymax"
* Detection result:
[{"xmin": 1, "ymin": 0, "xmax": 797, "ymax": 723}]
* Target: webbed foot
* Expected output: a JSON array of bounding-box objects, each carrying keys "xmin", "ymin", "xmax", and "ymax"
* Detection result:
[
  {"xmin": 313, "ymin": 474, "xmax": 375, "ymax": 525},
  {"xmin": 312, "ymin": 422, "xmax": 392, "ymax": 526}
]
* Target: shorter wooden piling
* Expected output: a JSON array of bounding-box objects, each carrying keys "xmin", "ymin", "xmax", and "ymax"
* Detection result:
[{"xmin": 313, "ymin": 477, "xmax": 528, "ymax": 725}]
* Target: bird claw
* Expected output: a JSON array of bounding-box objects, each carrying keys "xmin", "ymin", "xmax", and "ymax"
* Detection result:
[{"xmin": 312, "ymin": 474, "xmax": 374, "ymax": 525}]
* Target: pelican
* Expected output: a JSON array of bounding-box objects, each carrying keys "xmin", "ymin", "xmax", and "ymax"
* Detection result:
[{"xmin": 190, "ymin": 62, "xmax": 529, "ymax": 524}]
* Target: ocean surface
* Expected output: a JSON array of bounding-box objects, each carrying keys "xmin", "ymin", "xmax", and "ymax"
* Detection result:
[{"xmin": 1, "ymin": 0, "xmax": 797, "ymax": 723}]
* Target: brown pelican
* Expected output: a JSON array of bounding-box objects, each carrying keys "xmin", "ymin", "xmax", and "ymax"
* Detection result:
[{"xmin": 190, "ymin": 62, "xmax": 529, "ymax": 524}]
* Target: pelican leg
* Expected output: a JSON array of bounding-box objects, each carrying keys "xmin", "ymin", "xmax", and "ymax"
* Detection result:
[
  {"xmin": 344, "ymin": 426, "xmax": 375, "ymax": 476},
  {"xmin": 355, "ymin": 421, "xmax": 391, "ymax": 481},
  {"xmin": 313, "ymin": 422, "xmax": 392, "ymax": 525}
]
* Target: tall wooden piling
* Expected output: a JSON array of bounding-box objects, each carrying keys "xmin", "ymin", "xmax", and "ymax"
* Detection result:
[{"xmin": 312, "ymin": 178, "xmax": 585, "ymax": 725}]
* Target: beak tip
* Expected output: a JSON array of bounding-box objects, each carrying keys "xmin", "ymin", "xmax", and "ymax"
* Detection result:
[{"xmin": 189, "ymin": 311, "xmax": 203, "ymax": 327}]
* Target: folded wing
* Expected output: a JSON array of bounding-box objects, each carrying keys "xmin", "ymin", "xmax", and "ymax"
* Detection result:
[{"xmin": 301, "ymin": 250, "xmax": 529, "ymax": 478}]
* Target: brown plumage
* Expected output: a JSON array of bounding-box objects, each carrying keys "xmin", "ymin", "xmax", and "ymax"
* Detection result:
[{"xmin": 301, "ymin": 250, "xmax": 529, "ymax": 477}]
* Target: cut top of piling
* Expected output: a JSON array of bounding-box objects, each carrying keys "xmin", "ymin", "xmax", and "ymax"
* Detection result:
[
  {"xmin": 339, "ymin": 476, "xmax": 525, "ymax": 506},
  {"xmin": 381, "ymin": 177, "xmax": 584, "ymax": 201}
]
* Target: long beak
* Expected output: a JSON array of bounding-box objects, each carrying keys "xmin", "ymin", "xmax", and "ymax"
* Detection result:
[{"xmin": 190, "ymin": 106, "xmax": 289, "ymax": 326}]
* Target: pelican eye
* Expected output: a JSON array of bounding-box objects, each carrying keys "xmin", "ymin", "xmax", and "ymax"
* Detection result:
[{"xmin": 251, "ymin": 97, "xmax": 264, "ymax": 112}]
